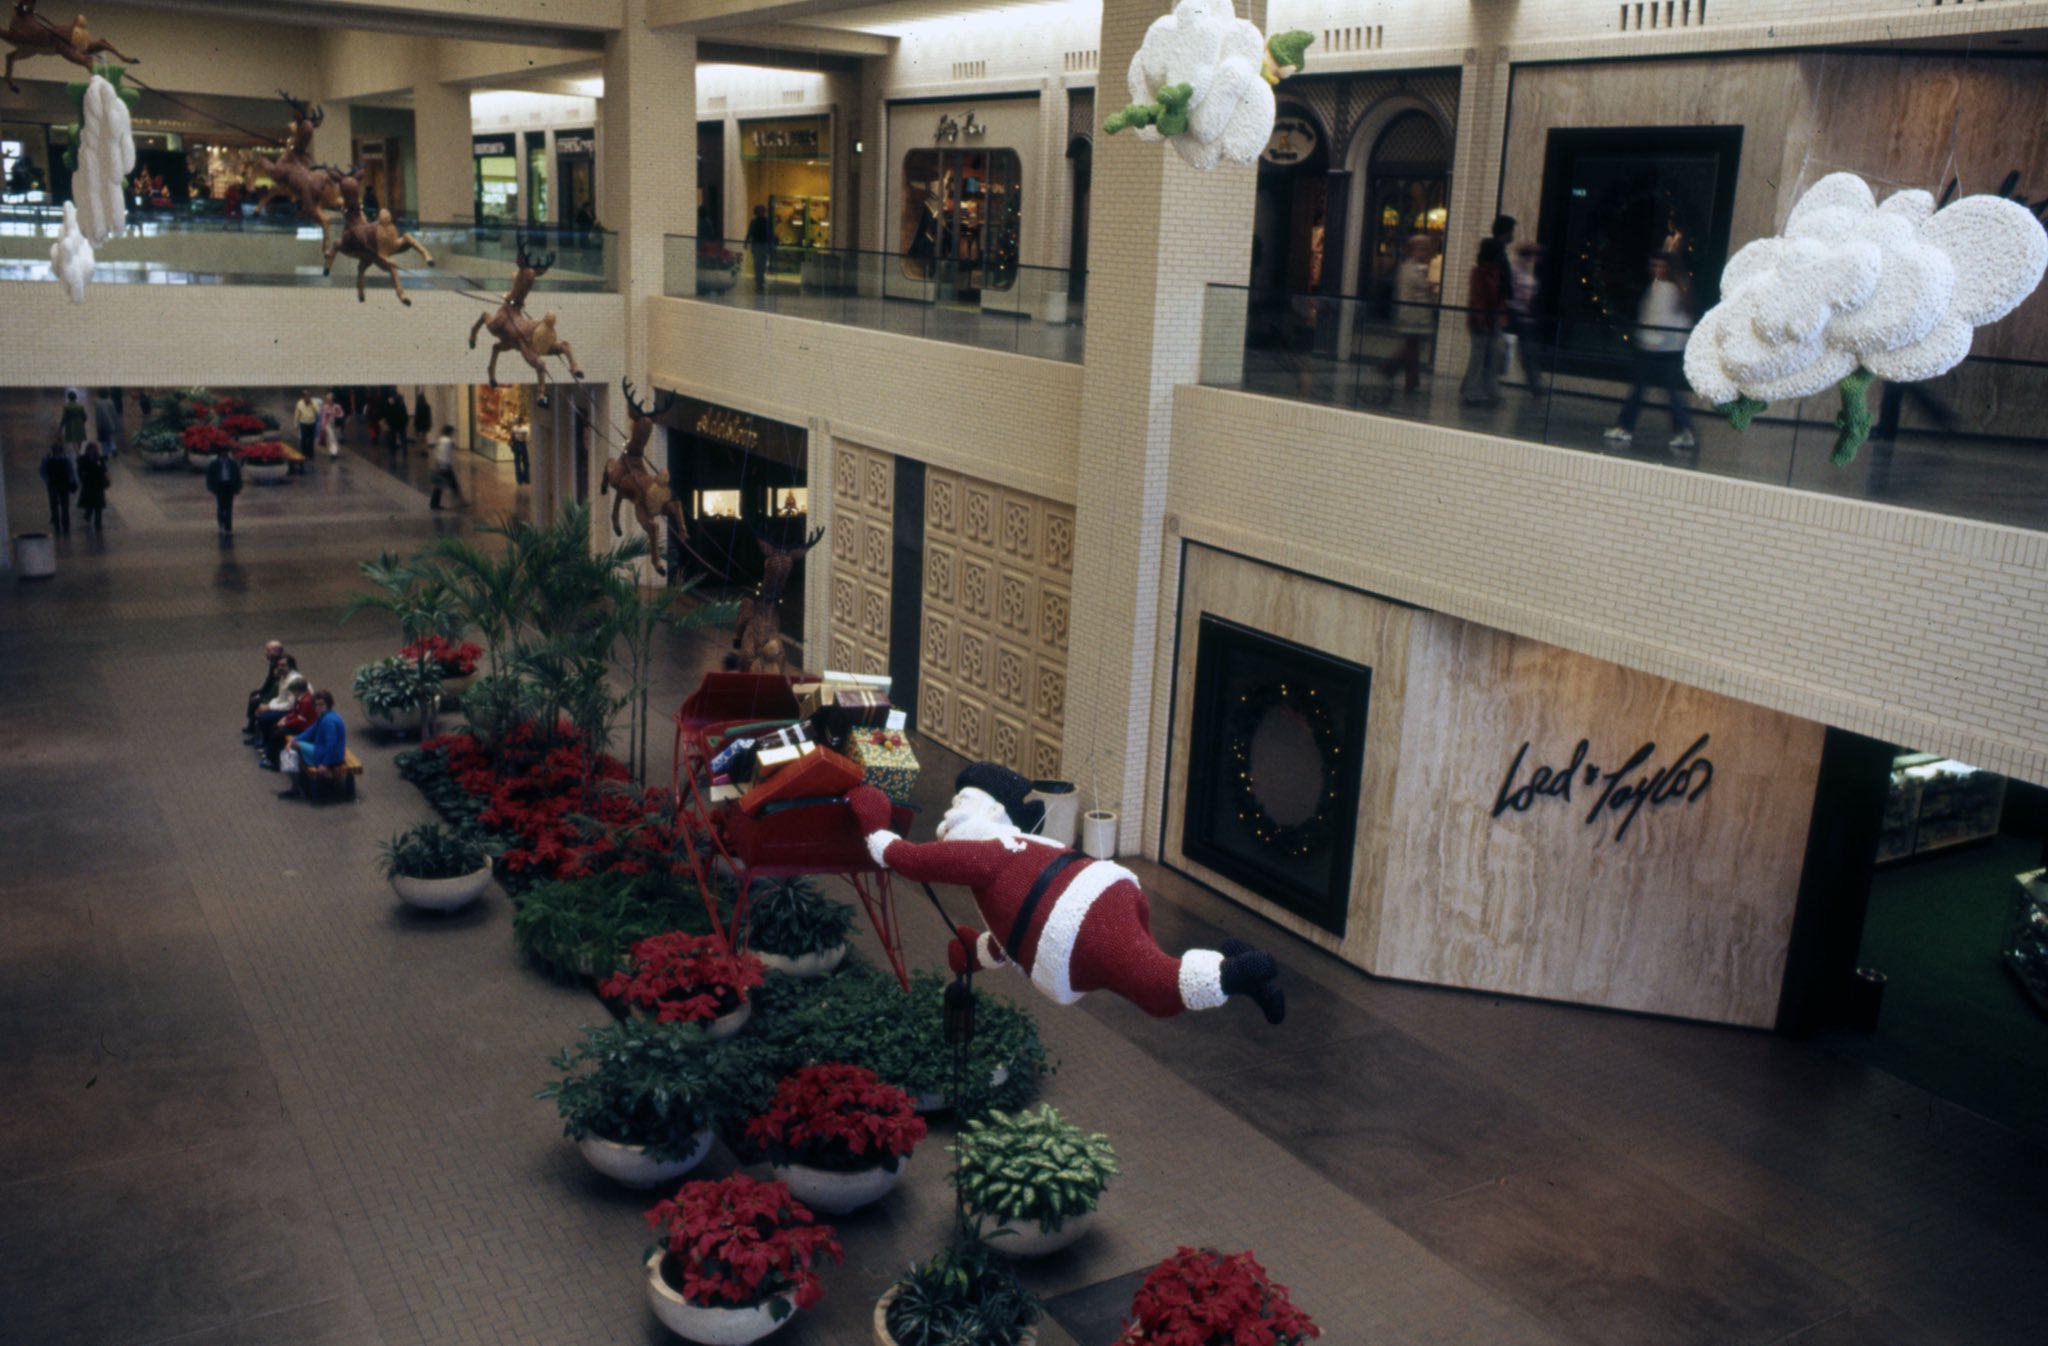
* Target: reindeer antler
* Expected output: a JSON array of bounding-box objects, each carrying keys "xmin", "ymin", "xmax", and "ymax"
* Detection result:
[
  {"xmin": 652, "ymin": 387, "xmax": 679, "ymax": 419},
  {"xmin": 621, "ymin": 376, "xmax": 648, "ymax": 421},
  {"xmin": 800, "ymin": 525, "xmax": 826, "ymax": 552},
  {"xmin": 514, "ymin": 234, "xmax": 557, "ymax": 276},
  {"xmin": 278, "ymin": 89, "xmax": 322, "ymax": 125}
]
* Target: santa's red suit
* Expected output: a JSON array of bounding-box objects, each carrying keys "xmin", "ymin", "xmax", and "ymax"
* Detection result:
[{"xmin": 847, "ymin": 784, "xmax": 1280, "ymax": 1021}]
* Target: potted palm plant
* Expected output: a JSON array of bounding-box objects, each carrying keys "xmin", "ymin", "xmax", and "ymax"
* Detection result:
[
  {"xmin": 875, "ymin": 1236, "xmax": 1041, "ymax": 1346},
  {"xmin": 538, "ymin": 1019, "xmax": 727, "ymax": 1187},
  {"xmin": 352, "ymin": 654, "xmax": 442, "ymax": 735},
  {"xmin": 951, "ymin": 1106, "xmax": 1118, "ymax": 1256},
  {"xmin": 1118, "ymin": 1248, "xmax": 1321, "ymax": 1345},
  {"xmin": 741, "ymin": 877, "xmax": 859, "ymax": 979},
  {"xmin": 745, "ymin": 1062, "xmax": 926, "ymax": 1214},
  {"xmin": 601, "ymin": 931, "xmax": 764, "ymax": 1040},
  {"xmin": 379, "ymin": 823, "xmax": 497, "ymax": 910},
  {"xmin": 643, "ymin": 1174, "xmax": 842, "ymax": 1344}
]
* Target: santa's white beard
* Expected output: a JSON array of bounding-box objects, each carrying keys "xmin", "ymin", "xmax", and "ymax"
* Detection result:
[{"xmin": 936, "ymin": 788, "xmax": 1062, "ymax": 851}]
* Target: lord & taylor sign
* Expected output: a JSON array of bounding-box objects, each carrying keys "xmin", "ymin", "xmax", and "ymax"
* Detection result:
[{"xmin": 1492, "ymin": 734, "xmax": 1714, "ymax": 842}]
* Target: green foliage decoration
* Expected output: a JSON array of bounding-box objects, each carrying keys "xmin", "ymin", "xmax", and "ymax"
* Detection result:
[
  {"xmin": 352, "ymin": 654, "xmax": 442, "ymax": 716},
  {"xmin": 739, "ymin": 877, "xmax": 859, "ymax": 960},
  {"xmin": 949, "ymin": 1105, "xmax": 1119, "ymax": 1235},
  {"xmin": 883, "ymin": 1233, "xmax": 1041, "ymax": 1346},
  {"xmin": 512, "ymin": 869, "xmax": 720, "ymax": 980},
  {"xmin": 536, "ymin": 1018, "xmax": 737, "ymax": 1160},
  {"xmin": 379, "ymin": 823, "xmax": 497, "ymax": 881}
]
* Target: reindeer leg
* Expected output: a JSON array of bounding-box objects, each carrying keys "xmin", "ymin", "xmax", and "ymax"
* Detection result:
[
  {"xmin": 376, "ymin": 255, "xmax": 410, "ymax": 306},
  {"xmin": 7, "ymin": 51, "xmax": 22, "ymax": 95},
  {"xmin": 83, "ymin": 38, "xmax": 139, "ymax": 65},
  {"xmin": 521, "ymin": 348, "xmax": 551, "ymax": 409},
  {"xmin": 355, "ymin": 257, "xmax": 369, "ymax": 302},
  {"xmin": 486, "ymin": 343, "xmax": 504, "ymax": 388},
  {"xmin": 551, "ymin": 338, "xmax": 585, "ymax": 381},
  {"xmin": 609, "ymin": 491, "xmax": 625, "ymax": 537},
  {"xmin": 468, "ymin": 313, "xmax": 487, "ymax": 350},
  {"xmin": 405, "ymin": 234, "xmax": 435, "ymax": 268},
  {"xmin": 318, "ymin": 212, "xmax": 335, "ymax": 274}
]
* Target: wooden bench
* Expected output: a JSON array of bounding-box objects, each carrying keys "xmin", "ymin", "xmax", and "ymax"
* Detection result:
[{"xmin": 293, "ymin": 749, "xmax": 363, "ymax": 803}]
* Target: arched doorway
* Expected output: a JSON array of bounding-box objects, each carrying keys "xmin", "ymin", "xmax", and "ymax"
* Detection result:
[
  {"xmin": 1250, "ymin": 102, "xmax": 1330, "ymax": 296},
  {"xmin": 1357, "ymin": 109, "xmax": 1451, "ymax": 311}
]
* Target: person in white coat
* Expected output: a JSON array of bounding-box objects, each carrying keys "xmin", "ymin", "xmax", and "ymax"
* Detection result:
[{"xmin": 1605, "ymin": 253, "xmax": 1698, "ymax": 451}]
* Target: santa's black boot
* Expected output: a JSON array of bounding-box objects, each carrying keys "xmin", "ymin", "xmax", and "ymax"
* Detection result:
[{"xmin": 1219, "ymin": 939, "xmax": 1286, "ymax": 1025}]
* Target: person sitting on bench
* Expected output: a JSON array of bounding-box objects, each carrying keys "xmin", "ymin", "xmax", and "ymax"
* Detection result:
[
  {"xmin": 243, "ymin": 641, "xmax": 291, "ymax": 740},
  {"xmin": 260, "ymin": 675, "xmax": 317, "ymax": 770},
  {"xmin": 280, "ymin": 691, "xmax": 345, "ymax": 800}
]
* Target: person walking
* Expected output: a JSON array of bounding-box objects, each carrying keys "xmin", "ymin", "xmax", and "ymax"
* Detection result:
[
  {"xmin": 412, "ymin": 389, "xmax": 432, "ymax": 444},
  {"xmin": 40, "ymin": 442, "xmax": 76, "ymax": 534},
  {"xmin": 1459, "ymin": 237, "xmax": 1507, "ymax": 407},
  {"xmin": 1505, "ymin": 242, "xmax": 1548, "ymax": 396},
  {"xmin": 293, "ymin": 390, "xmax": 321, "ymax": 463},
  {"xmin": 58, "ymin": 390, "xmax": 88, "ymax": 463},
  {"xmin": 508, "ymin": 418, "xmax": 530, "ymax": 485},
  {"xmin": 205, "ymin": 444, "xmax": 244, "ymax": 534},
  {"xmin": 382, "ymin": 390, "xmax": 409, "ymax": 453},
  {"xmin": 1604, "ymin": 252, "xmax": 1697, "ymax": 452},
  {"xmin": 319, "ymin": 391, "xmax": 344, "ymax": 461},
  {"xmin": 1374, "ymin": 234, "xmax": 1439, "ymax": 398},
  {"xmin": 429, "ymin": 424, "xmax": 464, "ymax": 510},
  {"xmin": 745, "ymin": 204, "xmax": 773, "ymax": 293},
  {"xmin": 76, "ymin": 442, "xmax": 110, "ymax": 532},
  {"xmin": 93, "ymin": 392, "xmax": 121, "ymax": 460}
]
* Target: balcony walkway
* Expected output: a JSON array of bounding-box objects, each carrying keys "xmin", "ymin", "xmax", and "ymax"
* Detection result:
[{"xmin": 1, "ymin": 388, "xmax": 2042, "ymax": 1346}]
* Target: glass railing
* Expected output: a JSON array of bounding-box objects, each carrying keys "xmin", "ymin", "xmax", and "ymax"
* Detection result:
[
  {"xmin": 664, "ymin": 235, "xmax": 1084, "ymax": 364},
  {"xmin": 1203, "ymin": 284, "xmax": 2048, "ymax": 533},
  {"xmin": 0, "ymin": 203, "xmax": 615, "ymax": 292}
]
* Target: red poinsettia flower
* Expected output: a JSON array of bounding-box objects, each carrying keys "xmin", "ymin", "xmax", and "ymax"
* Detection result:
[
  {"xmin": 235, "ymin": 442, "xmax": 288, "ymax": 464},
  {"xmin": 645, "ymin": 1175, "xmax": 842, "ymax": 1311},
  {"xmin": 1119, "ymin": 1248, "xmax": 1320, "ymax": 1346},
  {"xmin": 221, "ymin": 413, "xmax": 268, "ymax": 436},
  {"xmin": 181, "ymin": 424, "xmax": 234, "ymax": 453},
  {"xmin": 600, "ymin": 932, "xmax": 764, "ymax": 1025},
  {"xmin": 401, "ymin": 635, "xmax": 484, "ymax": 678},
  {"xmin": 743, "ymin": 1063, "xmax": 926, "ymax": 1171}
]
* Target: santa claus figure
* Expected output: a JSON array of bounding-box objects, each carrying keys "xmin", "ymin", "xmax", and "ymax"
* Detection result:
[{"xmin": 847, "ymin": 763, "xmax": 1285, "ymax": 1023}]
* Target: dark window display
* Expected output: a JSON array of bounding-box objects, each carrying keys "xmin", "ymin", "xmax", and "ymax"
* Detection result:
[
  {"xmin": 1182, "ymin": 615, "xmax": 1371, "ymax": 937},
  {"xmin": 899, "ymin": 147, "xmax": 1022, "ymax": 293}
]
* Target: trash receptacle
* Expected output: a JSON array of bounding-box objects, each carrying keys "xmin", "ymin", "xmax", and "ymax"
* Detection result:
[
  {"xmin": 1027, "ymin": 780, "xmax": 1080, "ymax": 847},
  {"xmin": 14, "ymin": 532, "xmax": 55, "ymax": 580}
]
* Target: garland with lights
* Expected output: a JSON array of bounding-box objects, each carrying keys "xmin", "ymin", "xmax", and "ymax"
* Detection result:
[{"xmin": 1226, "ymin": 681, "xmax": 1345, "ymax": 860}]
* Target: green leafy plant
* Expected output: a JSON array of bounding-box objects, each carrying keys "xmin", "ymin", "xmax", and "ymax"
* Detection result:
[
  {"xmin": 536, "ymin": 1018, "xmax": 735, "ymax": 1159},
  {"xmin": 884, "ymin": 1234, "xmax": 1042, "ymax": 1346},
  {"xmin": 134, "ymin": 423, "xmax": 183, "ymax": 456},
  {"xmin": 950, "ymin": 1106, "xmax": 1118, "ymax": 1235},
  {"xmin": 379, "ymin": 823, "xmax": 497, "ymax": 881},
  {"xmin": 512, "ymin": 869, "xmax": 719, "ymax": 978},
  {"xmin": 741, "ymin": 877, "xmax": 859, "ymax": 959},
  {"xmin": 352, "ymin": 654, "xmax": 442, "ymax": 716}
]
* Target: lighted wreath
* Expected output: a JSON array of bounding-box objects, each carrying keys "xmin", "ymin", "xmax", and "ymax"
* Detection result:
[{"xmin": 1226, "ymin": 681, "xmax": 1343, "ymax": 859}]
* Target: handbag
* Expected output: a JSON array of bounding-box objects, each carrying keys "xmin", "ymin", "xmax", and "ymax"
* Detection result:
[{"xmin": 279, "ymin": 744, "xmax": 300, "ymax": 774}]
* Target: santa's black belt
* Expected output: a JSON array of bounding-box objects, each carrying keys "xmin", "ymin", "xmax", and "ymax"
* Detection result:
[{"xmin": 1005, "ymin": 850, "xmax": 1089, "ymax": 963}]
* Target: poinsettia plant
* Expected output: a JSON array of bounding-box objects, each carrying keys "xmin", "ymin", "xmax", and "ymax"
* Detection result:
[
  {"xmin": 236, "ymin": 441, "xmax": 289, "ymax": 464},
  {"xmin": 601, "ymin": 931, "xmax": 764, "ymax": 1025},
  {"xmin": 744, "ymin": 1062, "xmax": 927, "ymax": 1173},
  {"xmin": 213, "ymin": 395, "xmax": 252, "ymax": 417},
  {"xmin": 221, "ymin": 412, "xmax": 268, "ymax": 437},
  {"xmin": 402, "ymin": 634, "xmax": 484, "ymax": 678},
  {"xmin": 1119, "ymin": 1248, "xmax": 1320, "ymax": 1346},
  {"xmin": 181, "ymin": 423, "xmax": 234, "ymax": 454},
  {"xmin": 646, "ymin": 1175, "xmax": 842, "ymax": 1315}
]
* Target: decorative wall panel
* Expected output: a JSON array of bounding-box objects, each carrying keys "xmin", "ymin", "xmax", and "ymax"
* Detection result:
[
  {"xmin": 825, "ymin": 441, "xmax": 895, "ymax": 680},
  {"xmin": 919, "ymin": 466, "xmax": 1075, "ymax": 777}
]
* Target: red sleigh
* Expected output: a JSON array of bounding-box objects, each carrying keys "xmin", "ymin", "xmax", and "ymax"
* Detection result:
[{"xmin": 670, "ymin": 671, "xmax": 913, "ymax": 988}]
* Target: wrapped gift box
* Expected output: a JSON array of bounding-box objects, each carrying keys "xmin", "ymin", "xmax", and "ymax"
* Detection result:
[
  {"xmin": 796, "ymin": 671, "xmax": 892, "ymax": 719},
  {"xmin": 736, "ymin": 746, "xmax": 865, "ymax": 816},
  {"xmin": 756, "ymin": 739, "xmax": 817, "ymax": 778},
  {"xmin": 851, "ymin": 728, "xmax": 920, "ymax": 806},
  {"xmin": 834, "ymin": 688, "xmax": 893, "ymax": 727}
]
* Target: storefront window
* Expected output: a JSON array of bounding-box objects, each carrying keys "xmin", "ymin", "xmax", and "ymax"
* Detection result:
[
  {"xmin": 899, "ymin": 147, "xmax": 1022, "ymax": 292},
  {"xmin": 474, "ymin": 136, "xmax": 518, "ymax": 225},
  {"xmin": 696, "ymin": 489, "xmax": 742, "ymax": 520},
  {"xmin": 526, "ymin": 135, "xmax": 549, "ymax": 225},
  {"xmin": 741, "ymin": 117, "xmax": 830, "ymax": 273},
  {"xmin": 557, "ymin": 128, "xmax": 595, "ymax": 231}
]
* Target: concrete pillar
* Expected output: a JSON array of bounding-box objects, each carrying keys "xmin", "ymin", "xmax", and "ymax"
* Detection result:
[
  {"xmin": 1059, "ymin": 0, "xmax": 1264, "ymax": 854},
  {"xmin": 603, "ymin": 0, "xmax": 697, "ymax": 381},
  {"xmin": 312, "ymin": 99, "xmax": 353, "ymax": 171},
  {"xmin": 412, "ymin": 76, "xmax": 472, "ymax": 224}
]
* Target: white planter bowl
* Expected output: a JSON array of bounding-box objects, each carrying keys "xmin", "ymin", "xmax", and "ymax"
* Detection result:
[
  {"xmin": 753, "ymin": 944, "xmax": 846, "ymax": 980},
  {"xmin": 579, "ymin": 1128, "xmax": 712, "ymax": 1188},
  {"xmin": 390, "ymin": 866, "xmax": 492, "ymax": 911},
  {"xmin": 243, "ymin": 461, "xmax": 290, "ymax": 484},
  {"xmin": 771, "ymin": 1156, "xmax": 905, "ymax": 1214},
  {"xmin": 185, "ymin": 450, "xmax": 220, "ymax": 471},
  {"xmin": 975, "ymin": 1207, "xmax": 1096, "ymax": 1258},
  {"xmin": 139, "ymin": 449, "xmax": 184, "ymax": 471},
  {"xmin": 436, "ymin": 671, "xmax": 477, "ymax": 706},
  {"xmin": 358, "ymin": 699, "xmax": 431, "ymax": 735},
  {"xmin": 912, "ymin": 1065, "xmax": 1009, "ymax": 1114},
  {"xmin": 646, "ymin": 1252, "xmax": 795, "ymax": 1344}
]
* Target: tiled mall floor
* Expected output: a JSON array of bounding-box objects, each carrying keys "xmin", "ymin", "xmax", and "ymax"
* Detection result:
[{"xmin": 3, "ymin": 388, "xmax": 2045, "ymax": 1346}]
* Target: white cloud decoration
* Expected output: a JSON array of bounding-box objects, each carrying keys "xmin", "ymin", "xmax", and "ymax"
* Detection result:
[
  {"xmin": 1685, "ymin": 172, "xmax": 2047, "ymax": 460},
  {"xmin": 51, "ymin": 201, "xmax": 96, "ymax": 304},
  {"xmin": 1105, "ymin": 0, "xmax": 1311, "ymax": 172},
  {"xmin": 74, "ymin": 72, "xmax": 135, "ymax": 247}
]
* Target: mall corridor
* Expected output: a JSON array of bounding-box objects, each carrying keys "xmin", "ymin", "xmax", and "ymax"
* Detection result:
[{"xmin": 2, "ymin": 387, "xmax": 2044, "ymax": 1345}]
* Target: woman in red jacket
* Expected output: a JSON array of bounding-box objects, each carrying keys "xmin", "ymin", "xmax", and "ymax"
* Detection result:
[
  {"xmin": 260, "ymin": 676, "xmax": 318, "ymax": 770},
  {"xmin": 1459, "ymin": 237, "xmax": 1507, "ymax": 407}
]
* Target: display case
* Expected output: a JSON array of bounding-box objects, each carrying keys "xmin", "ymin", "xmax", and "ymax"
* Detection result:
[
  {"xmin": 1875, "ymin": 754, "xmax": 2006, "ymax": 863},
  {"xmin": 2006, "ymin": 870, "xmax": 2048, "ymax": 1017}
]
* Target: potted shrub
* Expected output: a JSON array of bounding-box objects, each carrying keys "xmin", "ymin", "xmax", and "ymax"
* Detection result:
[
  {"xmin": 744, "ymin": 1062, "xmax": 926, "ymax": 1214},
  {"xmin": 538, "ymin": 1018, "xmax": 727, "ymax": 1187},
  {"xmin": 237, "ymin": 441, "xmax": 291, "ymax": 484},
  {"xmin": 513, "ymin": 869, "xmax": 718, "ymax": 980},
  {"xmin": 1118, "ymin": 1248, "xmax": 1321, "ymax": 1345},
  {"xmin": 951, "ymin": 1106, "xmax": 1118, "ymax": 1257},
  {"xmin": 379, "ymin": 823, "xmax": 497, "ymax": 910},
  {"xmin": 135, "ymin": 422, "xmax": 185, "ymax": 469},
  {"xmin": 601, "ymin": 931, "xmax": 764, "ymax": 1040},
  {"xmin": 697, "ymin": 241, "xmax": 742, "ymax": 294},
  {"xmin": 643, "ymin": 1174, "xmax": 842, "ymax": 1345},
  {"xmin": 353, "ymin": 654, "xmax": 442, "ymax": 734},
  {"xmin": 221, "ymin": 411, "xmax": 270, "ymax": 443},
  {"xmin": 181, "ymin": 422, "xmax": 234, "ymax": 470},
  {"xmin": 876, "ymin": 1237, "xmax": 1041, "ymax": 1346},
  {"xmin": 402, "ymin": 634, "xmax": 484, "ymax": 704},
  {"xmin": 742, "ymin": 877, "xmax": 858, "ymax": 979}
]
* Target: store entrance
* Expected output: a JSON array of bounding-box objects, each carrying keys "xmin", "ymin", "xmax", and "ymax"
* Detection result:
[{"xmin": 1813, "ymin": 751, "xmax": 2048, "ymax": 1141}]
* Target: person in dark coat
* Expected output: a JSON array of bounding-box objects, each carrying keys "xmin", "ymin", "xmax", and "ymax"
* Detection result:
[
  {"xmin": 382, "ymin": 392, "xmax": 409, "ymax": 452},
  {"xmin": 412, "ymin": 390, "xmax": 432, "ymax": 441},
  {"xmin": 205, "ymin": 447, "xmax": 244, "ymax": 535},
  {"xmin": 76, "ymin": 442, "xmax": 110, "ymax": 531},
  {"xmin": 41, "ymin": 442, "xmax": 76, "ymax": 534}
]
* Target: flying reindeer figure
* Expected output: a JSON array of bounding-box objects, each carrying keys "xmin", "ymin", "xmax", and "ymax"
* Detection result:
[
  {"xmin": 252, "ymin": 92, "xmax": 347, "ymax": 266},
  {"xmin": 5, "ymin": 1, "xmax": 139, "ymax": 94},
  {"xmin": 730, "ymin": 522, "xmax": 825, "ymax": 677},
  {"xmin": 469, "ymin": 234, "xmax": 584, "ymax": 408},
  {"xmin": 600, "ymin": 378, "xmax": 691, "ymax": 578},
  {"xmin": 329, "ymin": 171, "xmax": 416, "ymax": 305}
]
